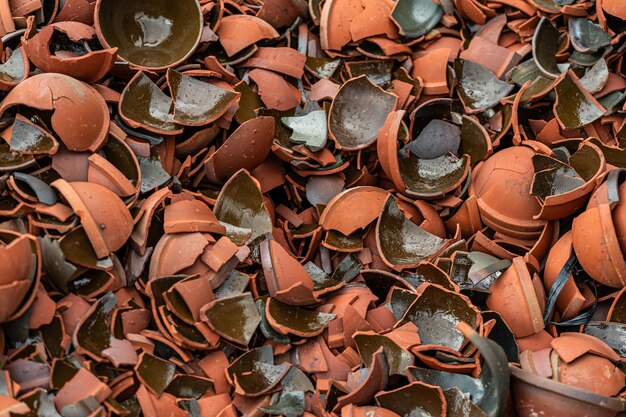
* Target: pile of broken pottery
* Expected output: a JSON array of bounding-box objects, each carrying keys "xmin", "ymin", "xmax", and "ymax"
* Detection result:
[{"xmin": 3, "ymin": 0, "xmax": 626, "ymax": 416}]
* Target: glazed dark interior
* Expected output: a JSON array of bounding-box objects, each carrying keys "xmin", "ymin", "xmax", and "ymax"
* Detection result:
[{"xmin": 96, "ymin": 0, "xmax": 202, "ymax": 69}]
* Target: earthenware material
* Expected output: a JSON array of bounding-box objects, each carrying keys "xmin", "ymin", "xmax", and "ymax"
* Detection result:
[
  {"xmin": 375, "ymin": 382, "xmax": 446, "ymax": 417},
  {"xmin": 319, "ymin": 0, "xmax": 361, "ymax": 51},
  {"xmin": 602, "ymin": 0, "xmax": 626, "ymax": 20},
  {"xmin": 551, "ymin": 333, "xmax": 620, "ymax": 364},
  {"xmin": 0, "ymin": 73, "xmax": 109, "ymax": 152},
  {"xmin": 0, "ymin": 46, "xmax": 29, "ymax": 91},
  {"xmin": 319, "ymin": 186, "xmax": 389, "ymax": 236},
  {"xmin": 53, "ymin": 0, "xmax": 95, "ymax": 24},
  {"xmin": 249, "ymin": 68, "xmax": 301, "ymax": 111},
  {"xmin": 411, "ymin": 49, "xmax": 450, "ymax": 95},
  {"xmin": 266, "ymin": 298, "xmax": 335, "ymax": 337},
  {"xmin": 532, "ymin": 18, "xmax": 564, "ymax": 79},
  {"xmin": 532, "ymin": 142, "xmax": 606, "ymax": 220},
  {"xmin": 543, "ymin": 232, "xmax": 586, "ymax": 320},
  {"xmin": 53, "ymin": 180, "xmax": 133, "ymax": 259},
  {"xmin": 573, "ymin": 203, "xmax": 626, "ymax": 288},
  {"xmin": 23, "ymin": 22, "xmax": 117, "ymax": 83},
  {"xmin": 390, "ymin": 0, "xmax": 443, "ymax": 38},
  {"xmin": 378, "ymin": 110, "xmax": 471, "ymax": 200},
  {"xmin": 554, "ymin": 71, "xmax": 606, "ymax": 130},
  {"xmin": 162, "ymin": 199, "xmax": 222, "ymax": 235},
  {"xmin": 470, "ymin": 146, "xmax": 546, "ymax": 240},
  {"xmin": 204, "ymin": 116, "xmax": 275, "ymax": 184},
  {"xmin": 261, "ymin": 239, "xmax": 317, "ymax": 305},
  {"xmin": 95, "ymin": 0, "xmax": 203, "ymax": 70},
  {"xmin": 401, "ymin": 284, "xmax": 480, "ymax": 351},
  {"xmin": 0, "ymin": 1, "xmax": 625, "ymax": 415},
  {"xmin": 328, "ymin": 75, "xmax": 397, "ymax": 151},
  {"xmin": 216, "ymin": 15, "xmax": 279, "ymax": 57},
  {"xmin": 376, "ymin": 195, "xmax": 448, "ymax": 270},
  {"xmin": 460, "ymin": 36, "xmax": 520, "ymax": 79},
  {"xmin": 0, "ymin": 232, "xmax": 40, "ymax": 323},
  {"xmin": 119, "ymin": 71, "xmax": 182, "ymax": 135},
  {"xmin": 242, "ymin": 47, "xmax": 307, "ymax": 78},
  {"xmin": 486, "ymin": 257, "xmax": 544, "ymax": 338},
  {"xmin": 455, "ymin": 59, "xmax": 514, "ymax": 113},
  {"xmin": 167, "ymin": 70, "xmax": 240, "ymax": 127},
  {"xmin": 200, "ymin": 293, "xmax": 260, "ymax": 346},
  {"xmin": 510, "ymin": 366, "xmax": 626, "ymax": 417},
  {"xmin": 213, "ymin": 169, "xmax": 273, "ymax": 244}
]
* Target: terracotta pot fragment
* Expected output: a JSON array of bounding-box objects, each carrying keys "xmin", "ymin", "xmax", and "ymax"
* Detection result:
[
  {"xmin": 0, "ymin": 73, "xmax": 109, "ymax": 152},
  {"xmin": 95, "ymin": 0, "xmax": 203, "ymax": 70},
  {"xmin": 23, "ymin": 22, "xmax": 117, "ymax": 83},
  {"xmin": 486, "ymin": 257, "xmax": 544, "ymax": 338}
]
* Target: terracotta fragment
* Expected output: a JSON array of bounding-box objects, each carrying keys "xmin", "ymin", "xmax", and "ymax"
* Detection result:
[
  {"xmin": 487, "ymin": 258, "xmax": 544, "ymax": 338},
  {"xmin": 163, "ymin": 199, "xmax": 225, "ymax": 234},
  {"xmin": 54, "ymin": 368, "xmax": 111, "ymax": 413},
  {"xmin": 168, "ymin": 70, "xmax": 240, "ymax": 127},
  {"xmin": 216, "ymin": 15, "xmax": 279, "ymax": 57},
  {"xmin": 95, "ymin": 0, "xmax": 203, "ymax": 70},
  {"xmin": 204, "ymin": 117, "xmax": 275, "ymax": 183},
  {"xmin": 0, "ymin": 1, "xmax": 625, "ymax": 416},
  {"xmin": 23, "ymin": 22, "xmax": 117, "ymax": 83},
  {"xmin": 0, "ymin": 73, "xmax": 109, "ymax": 152},
  {"xmin": 328, "ymin": 75, "xmax": 397, "ymax": 150},
  {"xmin": 201, "ymin": 293, "xmax": 260, "ymax": 346},
  {"xmin": 411, "ymin": 49, "xmax": 449, "ymax": 95},
  {"xmin": 249, "ymin": 68, "xmax": 300, "ymax": 111},
  {"xmin": 242, "ymin": 47, "xmax": 307, "ymax": 78},
  {"xmin": 470, "ymin": 146, "xmax": 546, "ymax": 239}
]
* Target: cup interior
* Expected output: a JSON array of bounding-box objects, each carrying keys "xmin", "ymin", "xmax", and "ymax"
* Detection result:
[{"xmin": 96, "ymin": 0, "xmax": 202, "ymax": 69}]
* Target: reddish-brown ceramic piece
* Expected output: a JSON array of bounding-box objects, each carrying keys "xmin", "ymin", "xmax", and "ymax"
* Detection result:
[
  {"xmin": 54, "ymin": 368, "xmax": 112, "ymax": 412},
  {"xmin": 486, "ymin": 257, "xmax": 544, "ymax": 338},
  {"xmin": 516, "ymin": 330, "xmax": 554, "ymax": 353},
  {"xmin": 411, "ymin": 49, "xmax": 450, "ymax": 95},
  {"xmin": 320, "ymin": 0, "xmax": 362, "ymax": 51},
  {"xmin": 261, "ymin": 239, "xmax": 316, "ymax": 305},
  {"xmin": 460, "ymin": 36, "xmax": 520, "ymax": 79},
  {"xmin": 470, "ymin": 146, "xmax": 546, "ymax": 240},
  {"xmin": 332, "ymin": 349, "xmax": 388, "ymax": 411},
  {"xmin": 319, "ymin": 187, "xmax": 389, "ymax": 236},
  {"xmin": 543, "ymin": 231, "xmax": 586, "ymax": 320},
  {"xmin": 510, "ymin": 366, "xmax": 626, "ymax": 417},
  {"xmin": 573, "ymin": 204, "xmax": 626, "ymax": 288},
  {"xmin": 341, "ymin": 405, "xmax": 401, "ymax": 417},
  {"xmin": 248, "ymin": 68, "xmax": 301, "ymax": 111},
  {"xmin": 0, "ymin": 73, "xmax": 109, "ymax": 152},
  {"xmin": 310, "ymin": 79, "xmax": 341, "ymax": 101},
  {"xmin": 557, "ymin": 354, "xmax": 625, "ymax": 397},
  {"xmin": 23, "ymin": 22, "xmax": 117, "ymax": 83},
  {"xmin": 256, "ymin": 0, "xmax": 302, "ymax": 29},
  {"xmin": 602, "ymin": 0, "xmax": 626, "ymax": 19},
  {"xmin": 242, "ymin": 47, "xmax": 306, "ymax": 78},
  {"xmin": 328, "ymin": 75, "xmax": 398, "ymax": 151},
  {"xmin": 533, "ymin": 143, "xmax": 606, "ymax": 220},
  {"xmin": 216, "ymin": 15, "xmax": 279, "ymax": 57},
  {"xmin": 520, "ymin": 348, "xmax": 553, "ymax": 378},
  {"xmin": 94, "ymin": 0, "xmax": 203, "ymax": 70},
  {"xmin": 52, "ymin": 180, "xmax": 133, "ymax": 259},
  {"xmin": 163, "ymin": 199, "xmax": 225, "ymax": 234},
  {"xmin": 54, "ymin": 0, "xmax": 95, "ymax": 24},
  {"xmin": 204, "ymin": 116, "xmax": 275, "ymax": 184},
  {"xmin": 350, "ymin": 0, "xmax": 398, "ymax": 41},
  {"xmin": 551, "ymin": 333, "xmax": 620, "ymax": 364},
  {"xmin": 0, "ymin": 233, "xmax": 40, "ymax": 323},
  {"xmin": 87, "ymin": 153, "xmax": 137, "ymax": 198},
  {"xmin": 0, "ymin": 46, "xmax": 29, "ymax": 91}
]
